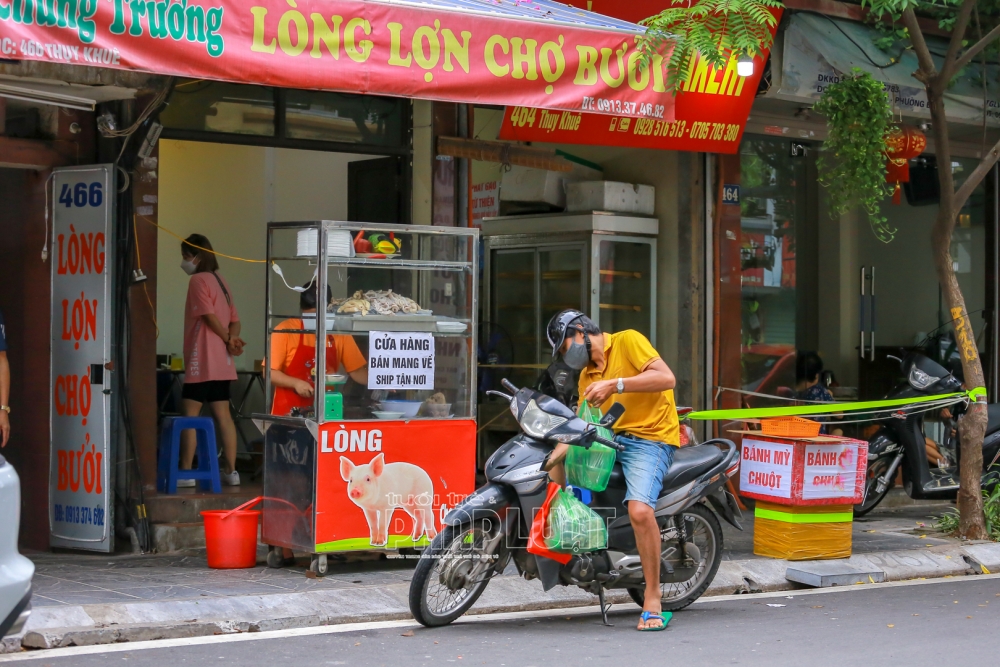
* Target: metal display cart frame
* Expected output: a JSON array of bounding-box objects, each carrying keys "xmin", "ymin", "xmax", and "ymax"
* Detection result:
[{"xmin": 256, "ymin": 221, "xmax": 479, "ymax": 575}]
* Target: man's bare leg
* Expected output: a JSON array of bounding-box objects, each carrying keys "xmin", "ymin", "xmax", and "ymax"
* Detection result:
[{"xmin": 629, "ymin": 500, "xmax": 663, "ymax": 629}]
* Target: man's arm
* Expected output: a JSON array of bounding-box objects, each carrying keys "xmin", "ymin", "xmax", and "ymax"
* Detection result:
[
  {"xmin": 582, "ymin": 358, "xmax": 675, "ymax": 406},
  {"xmin": 0, "ymin": 351, "xmax": 9, "ymax": 448}
]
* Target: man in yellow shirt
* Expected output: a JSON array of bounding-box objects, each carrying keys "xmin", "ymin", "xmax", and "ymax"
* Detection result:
[{"xmin": 547, "ymin": 309, "xmax": 679, "ymax": 631}]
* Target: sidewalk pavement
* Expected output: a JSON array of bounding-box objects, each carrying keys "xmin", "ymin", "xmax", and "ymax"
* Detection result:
[{"xmin": 6, "ymin": 499, "xmax": 999, "ymax": 653}]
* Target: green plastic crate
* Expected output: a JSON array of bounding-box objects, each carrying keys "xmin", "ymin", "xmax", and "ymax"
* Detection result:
[{"xmin": 565, "ymin": 402, "xmax": 617, "ymax": 492}]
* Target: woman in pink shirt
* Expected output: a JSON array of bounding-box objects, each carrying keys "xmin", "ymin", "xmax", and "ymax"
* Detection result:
[{"xmin": 179, "ymin": 234, "xmax": 245, "ymax": 487}]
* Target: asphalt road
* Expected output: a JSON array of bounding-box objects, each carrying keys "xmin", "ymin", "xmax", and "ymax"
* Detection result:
[{"xmin": 8, "ymin": 576, "xmax": 1000, "ymax": 666}]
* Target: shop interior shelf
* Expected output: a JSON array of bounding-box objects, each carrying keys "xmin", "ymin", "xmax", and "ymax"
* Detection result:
[
  {"xmin": 599, "ymin": 303, "xmax": 643, "ymax": 312},
  {"xmin": 268, "ymin": 256, "xmax": 472, "ymax": 271},
  {"xmin": 599, "ymin": 269, "xmax": 644, "ymax": 278},
  {"xmin": 268, "ymin": 329, "xmax": 472, "ymax": 337}
]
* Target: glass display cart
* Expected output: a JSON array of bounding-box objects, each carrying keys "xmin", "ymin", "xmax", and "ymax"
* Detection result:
[
  {"xmin": 480, "ymin": 212, "xmax": 658, "ymax": 390},
  {"xmin": 256, "ymin": 221, "xmax": 477, "ymax": 576}
]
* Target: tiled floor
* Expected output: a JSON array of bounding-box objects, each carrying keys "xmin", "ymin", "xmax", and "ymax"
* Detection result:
[
  {"xmin": 27, "ymin": 551, "xmax": 417, "ymax": 607},
  {"xmin": 720, "ymin": 502, "xmax": 957, "ymax": 560},
  {"xmin": 27, "ymin": 502, "xmax": 956, "ymax": 607}
]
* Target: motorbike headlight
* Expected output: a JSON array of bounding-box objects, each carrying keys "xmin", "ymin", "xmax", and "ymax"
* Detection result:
[
  {"xmin": 519, "ymin": 399, "xmax": 568, "ymax": 439},
  {"xmin": 908, "ymin": 365, "xmax": 940, "ymax": 390}
]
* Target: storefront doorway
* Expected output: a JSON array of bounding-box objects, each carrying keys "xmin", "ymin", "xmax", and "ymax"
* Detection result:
[
  {"xmin": 716, "ymin": 135, "xmax": 995, "ymax": 413},
  {"xmin": 149, "ymin": 82, "xmax": 412, "ymax": 492}
]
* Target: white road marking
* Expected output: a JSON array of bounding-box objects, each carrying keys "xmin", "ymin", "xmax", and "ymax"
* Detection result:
[{"xmin": 2, "ymin": 572, "xmax": 996, "ymax": 663}]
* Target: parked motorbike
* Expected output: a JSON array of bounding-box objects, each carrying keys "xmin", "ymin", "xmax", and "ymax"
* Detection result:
[
  {"xmin": 855, "ymin": 352, "xmax": 1000, "ymax": 515},
  {"xmin": 408, "ymin": 379, "xmax": 742, "ymax": 627}
]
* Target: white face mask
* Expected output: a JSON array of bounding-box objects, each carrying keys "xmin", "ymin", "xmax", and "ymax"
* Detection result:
[{"xmin": 180, "ymin": 258, "xmax": 198, "ymax": 275}]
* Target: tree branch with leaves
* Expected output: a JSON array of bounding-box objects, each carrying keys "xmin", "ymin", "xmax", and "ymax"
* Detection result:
[
  {"xmin": 639, "ymin": 0, "xmax": 783, "ymax": 90},
  {"xmin": 639, "ymin": 0, "xmax": 999, "ymax": 538},
  {"xmin": 863, "ymin": 0, "xmax": 1000, "ymax": 540}
]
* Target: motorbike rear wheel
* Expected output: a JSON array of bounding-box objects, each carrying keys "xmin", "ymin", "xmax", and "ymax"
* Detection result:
[
  {"xmin": 854, "ymin": 456, "xmax": 893, "ymax": 517},
  {"xmin": 408, "ymin": 522, "xmax": 504, "ymax": 627},
  {"xmin": 627, "ymin": 503, "xmax": 723, "ymax": 612}
]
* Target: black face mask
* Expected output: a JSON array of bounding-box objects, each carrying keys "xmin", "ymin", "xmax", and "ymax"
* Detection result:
[{"xmin": 562, "ymin": 331, "xmax": 592, "ymax": 370}]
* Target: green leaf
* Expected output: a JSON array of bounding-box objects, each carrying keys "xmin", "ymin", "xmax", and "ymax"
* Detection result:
[{"xmin": 813, "ymin": 69, "xmax": 896, "ymax": 242}]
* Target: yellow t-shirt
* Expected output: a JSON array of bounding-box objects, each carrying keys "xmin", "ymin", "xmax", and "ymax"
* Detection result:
[{"xmin": 577, "ymin": 330, "xmax": 680, "ymax": 446}]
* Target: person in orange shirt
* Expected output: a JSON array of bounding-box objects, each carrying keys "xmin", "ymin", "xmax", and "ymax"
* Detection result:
[{"xmin": 270, "ymin": 282, "xmax": 368, "ymax": 416}]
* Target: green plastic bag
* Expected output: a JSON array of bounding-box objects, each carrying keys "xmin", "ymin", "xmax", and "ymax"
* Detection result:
[
  {"xmin": 565, "ymin": 402, "xmax": 617, "ymax": 492},
  {"xmin": 544, "ymin": 488, "xmax": 608, "ymax": 554}
]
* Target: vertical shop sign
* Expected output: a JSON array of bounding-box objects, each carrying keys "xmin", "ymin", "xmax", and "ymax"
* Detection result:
[{"xmin": 49, "ymin": 166, "xmax": 114, "ymax": 552}]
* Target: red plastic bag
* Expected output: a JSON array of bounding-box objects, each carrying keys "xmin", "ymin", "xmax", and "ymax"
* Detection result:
[{"xmin": 527, "ymin": 482, "xmax": 572, "ymax": 565}]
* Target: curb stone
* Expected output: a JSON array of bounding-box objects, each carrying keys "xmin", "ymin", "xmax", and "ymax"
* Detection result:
[{"xmin": 6, "ymin": 542, "xmax": 1000, "ymax": 652}]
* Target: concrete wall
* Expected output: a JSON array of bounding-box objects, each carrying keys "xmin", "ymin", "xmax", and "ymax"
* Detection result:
[
  {"xmin": 156, "ymin": 140, "xmax": 379, "ymax": 367},
  {"xmin": 412, "ymin": 100, "xmax": 433, "ymax": 225}
]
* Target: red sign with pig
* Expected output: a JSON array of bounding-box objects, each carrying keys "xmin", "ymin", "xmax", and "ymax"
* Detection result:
[{"xmin": 314, "ymin": 419, "xmax": 476, "ymax": 552}]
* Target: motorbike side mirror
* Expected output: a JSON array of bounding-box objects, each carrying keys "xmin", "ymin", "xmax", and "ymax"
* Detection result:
[{"xmin": 599, "ymin": 402, "xmax": 626, "ymax": 428}]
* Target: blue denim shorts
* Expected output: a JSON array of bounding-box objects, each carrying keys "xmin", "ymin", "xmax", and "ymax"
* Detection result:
[{"xmin": 614, "ymin": 434, "xmax": 675, "ymax": 509}]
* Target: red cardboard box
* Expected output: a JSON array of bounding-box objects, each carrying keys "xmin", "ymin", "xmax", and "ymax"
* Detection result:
[{"xmin": 736, "ymin": 433, "xmax": 868, "ymax": 506}]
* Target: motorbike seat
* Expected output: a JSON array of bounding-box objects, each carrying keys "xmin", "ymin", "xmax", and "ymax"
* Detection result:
[
  {"xmin": 988, "ymin": 404, "xmax": 1000, "ymax": 436},
  {"xmin": 660, "ymin": 445, "xmax": 725, "ymax": 491},
  {"xmin": 601, "ymin": 444, "xmax": 725, "ymax": 494}
]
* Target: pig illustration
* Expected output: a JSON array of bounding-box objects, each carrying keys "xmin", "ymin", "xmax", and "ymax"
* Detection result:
[{"xmin": 340, "ymin": 453, "xmax": 438, "ymax": 547}]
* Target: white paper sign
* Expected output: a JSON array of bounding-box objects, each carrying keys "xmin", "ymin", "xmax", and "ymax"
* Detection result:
[
  {"xmin": 368, "ymin": 331, "xmax": 435, "ymax": 390},
  {"xmin": 740, "ymin": 439, "xmax": 794, "ymax": 499},
  {"xmin": 471, "ymin": 181, "xmax": 500, "ymax": 228},
  {"xmin": 802, "ymin": 444, "xmax": 858, "ymax": 500}
]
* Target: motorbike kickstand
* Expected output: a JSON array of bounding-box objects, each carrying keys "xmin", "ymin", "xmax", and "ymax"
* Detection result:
[{"xmin": 598, "ymin": 587, "xmax": 613, "ymax": 627}]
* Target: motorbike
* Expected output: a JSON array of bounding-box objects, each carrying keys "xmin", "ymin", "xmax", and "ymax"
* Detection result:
[
  {"xmin": 408, "ymin": 379, "xmax": 742, "ymax": 627},
  {"xmin": 855, "ymin": 352, "xmax": 1000, "ymax": 515}
]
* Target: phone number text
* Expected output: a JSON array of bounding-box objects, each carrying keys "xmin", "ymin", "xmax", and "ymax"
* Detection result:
[{"xmin": 54, "ymin": 503, "xmax": 106, "ymax": 526}]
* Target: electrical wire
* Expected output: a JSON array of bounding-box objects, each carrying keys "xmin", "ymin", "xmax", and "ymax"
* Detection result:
[
  {"xmin": 136, "ymin": 214, "xmax": 267, "ymax": 263},
  {"xmin": 102, "ymin": 79, "xmax": 173, "ymax": 139},
  {"xmin": 714, "ymin": 386, "xmax": 838, "ymax": 404},
  {"xmin": 132, "ymin": 214, "xmax": 159, "ymax": 339}
]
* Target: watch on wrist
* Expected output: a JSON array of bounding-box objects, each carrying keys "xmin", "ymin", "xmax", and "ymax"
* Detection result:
[
  {"xmin": 616, "ymin": 378, "xmax": 624, "ymax": 394},
  {"xmin": 0, "ymin": 406, "xmax": 9, "ymax": 414}
]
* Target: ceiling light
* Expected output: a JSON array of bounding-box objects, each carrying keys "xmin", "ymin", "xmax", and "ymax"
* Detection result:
[{"xmin": 737, "ymin": 54, "xmax": 754, "ymax": 78}]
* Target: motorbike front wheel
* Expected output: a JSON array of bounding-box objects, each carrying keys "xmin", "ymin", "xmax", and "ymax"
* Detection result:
[
  {"xmin": 627, "ymin": 503, "xmax": 723, "ymax": 612},
  {"xmin": 408, "ymin": 522, "xmax": 505, "ymax": 627}
]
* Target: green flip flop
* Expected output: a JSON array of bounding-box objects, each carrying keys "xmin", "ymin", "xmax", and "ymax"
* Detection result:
[{"xmin": 638, "ymin": 611, "xmax": 672, "ymax": 631}]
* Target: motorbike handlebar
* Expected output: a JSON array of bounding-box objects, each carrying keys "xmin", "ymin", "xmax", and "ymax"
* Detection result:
[
  {"xmin": 593, "ymin": 433, "xmax": 625, "ymax": 452},
  {"xmin": 501, "ymin": 378, "xmax": 519, "ymax": 393}
]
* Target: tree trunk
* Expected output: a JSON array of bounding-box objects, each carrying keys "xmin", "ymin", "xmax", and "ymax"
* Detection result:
[{"xmin": 927, "ymin": 87, "xmax": 989, "ymax": 540}]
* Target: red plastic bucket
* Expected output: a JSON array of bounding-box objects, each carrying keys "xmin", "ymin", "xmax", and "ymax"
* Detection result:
[{"xmin": 201, "ymin": 509, "xmax": 260, "ymax": 569}]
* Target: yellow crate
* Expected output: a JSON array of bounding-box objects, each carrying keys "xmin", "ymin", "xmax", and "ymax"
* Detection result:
[{"xmin": 752, "ymin": 501, "xmax": 852, "ymax": 561}]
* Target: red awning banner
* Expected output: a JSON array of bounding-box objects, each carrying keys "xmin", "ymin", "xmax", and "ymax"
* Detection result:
[
  {"xmin": 498, "ymin": 1, "xmax": 781, "ymax": 153},
  {"xmin": 0, "ymin": 0, "xmax": 677, "ymax": 120}
]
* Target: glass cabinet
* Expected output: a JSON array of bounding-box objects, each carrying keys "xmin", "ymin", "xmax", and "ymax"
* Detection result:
[
  {"xmin": 256, "ymin": 221, "xmax": 478, "ymax": 564},
  {"xmin": 481, "ymin": 212, "xmax": 657, "ymax": 391},
  {"xmin": 264, "ymin": 221, "xmax": 477, "ymax": 422}
]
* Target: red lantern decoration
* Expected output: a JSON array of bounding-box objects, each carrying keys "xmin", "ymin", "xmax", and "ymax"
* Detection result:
[{"xmin": 885, "ymin": 125, "xmax": 927, "ymax": 205}]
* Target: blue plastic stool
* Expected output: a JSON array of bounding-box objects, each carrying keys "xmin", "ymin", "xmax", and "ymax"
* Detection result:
[{"xmin": 158, "ymin": 417, "xmax": 222, "ymax": 494}]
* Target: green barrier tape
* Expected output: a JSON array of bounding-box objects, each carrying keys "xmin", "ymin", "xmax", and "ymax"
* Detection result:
[
  {"xmin": 755, "ymin": 508, "xmax": 854, "ymax": 524},
  {"xmin": 685, "ymin": 387, "xmax": 986, "ymax": 421}
]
